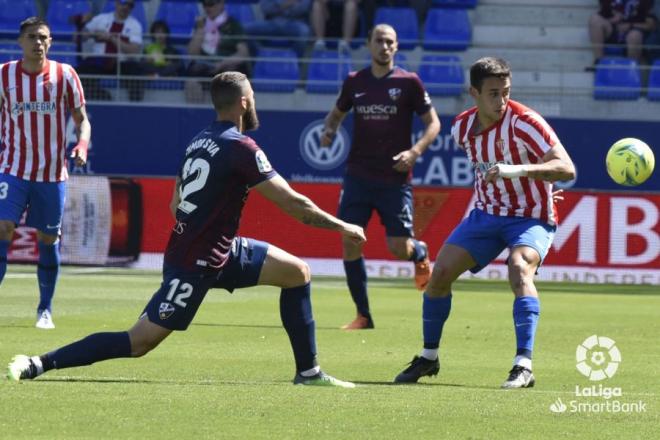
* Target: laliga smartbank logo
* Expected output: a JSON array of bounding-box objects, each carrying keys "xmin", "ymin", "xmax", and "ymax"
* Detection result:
[{"xmin": 549, "ymin": 335, "xmax": 647, "ymax": 414}]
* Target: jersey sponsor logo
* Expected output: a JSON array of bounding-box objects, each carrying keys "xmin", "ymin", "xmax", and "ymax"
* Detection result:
[
  {"xmin": 11, "ymin": 101, "xmax": 57, "ymax": 116},
  {"xmin": 298, "ymin": 119, "xmax": 350, "ymax": 171},
  {"xmin": 174, "ymin": 220, "xmax": 186, "ymax": 234},
  {"xmin": 388, "ymin": 87, "xmax": 401, "ymax": 101},
  {"xmin": 355, "ymin": 104, "xmax": 398, "ymax": 115},
  {"xmin": 255, "ymin": 150, "xmax": 273, "ymax": 173},
  {"xmin": 474, "ymin": 160, "xmax": 508, "ymax": 174},
  {"xmin": 158, "ymin": 302, "xmax": 175, "ymax": 320}
]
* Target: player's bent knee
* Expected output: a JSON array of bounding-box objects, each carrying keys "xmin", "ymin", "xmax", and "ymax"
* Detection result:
[{"xmin": 426, "ymin": 265, "xmax": 454, "ymax": 296}]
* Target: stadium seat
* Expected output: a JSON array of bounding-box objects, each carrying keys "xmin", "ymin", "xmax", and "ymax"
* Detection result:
[
  {"xmin": 417, "ymin": 55, "xmax": 464, "ymax": 96},
  {"xmin": 46, "ymin": 0, "xmax": 92, "ymax": 37},
  {"xmin": 0, "ymin": 42, "xmax": 21, "ymax": 64},
  {"xmin": 0, "ymin": 0, "xmax": 38, "ymax": 36},
  {"xmin": 226, "ymin": 3, "xmax": 256, "ymax": 26},
  {"xmin": 154, "ymin": 1, "xmax": 200, "ymax": 39},
  {"xmin": 306, "ymin": 50, "xmax": 351, "ymax": 94},
  {"xmin": 431, "ymin": 0, "xmax": 478, "ymax": 7},
  {"xmin": 647, "ymin": 60, "xmax": 660, "ymax": 101},
  {"xmin": 593, "ymin": 57, "xmax": 641, "ymax": 100},
  {"xmin": 374, "ymin": 7, "xmax": 419, "ymax": 50},
  {"xmin": 101, "ymin": 0, "xmax": 148, "ymax": 32},
  {"xmin": 423, "ymin": 8, "xmax": 471, "ymax": 51},
  {"xmin": 49, "ymin": 42, "xmax": 79, "ymax": 66},
  {"xmin": 252, "ymin": 48, "xmax": 299, "ymax": 92}
]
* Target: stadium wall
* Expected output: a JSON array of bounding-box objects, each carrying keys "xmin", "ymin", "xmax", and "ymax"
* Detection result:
[{"xmin": 8, "ymin": 106, "xmax": 658, "ymax": 284}]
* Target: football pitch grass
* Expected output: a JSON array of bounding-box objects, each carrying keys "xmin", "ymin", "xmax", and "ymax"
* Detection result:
[{"xmin": 0, "ymin": 266, "xmax": 658, "ymax": 439}]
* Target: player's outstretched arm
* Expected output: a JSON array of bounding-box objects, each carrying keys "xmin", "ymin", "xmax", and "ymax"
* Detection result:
[
  {"xmin": 320, "ymin": 107, "xmax": 347, "ymax": 147},
  {"xmin": 254, "ymin": 175, "xmax": 366, "ymax": 244},
  {"xmin": 485, "ymin": 143, "xmax": 576, "ymax": 183}
]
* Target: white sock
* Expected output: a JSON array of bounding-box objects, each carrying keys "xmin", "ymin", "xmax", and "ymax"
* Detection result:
[
  {"xmin": 30, "ymin": 356, "xmax": 44, "ymax": 376},
  {"xmin": 421, "ymin": 349, "xmax": 438, "ymax": 361},
  {"xmin": 300, "ymin": 366, "xmax": 321, "ymax": 377},
  {"xmin": 514, "ymin": 355, "xmax": 532, "ymax": 370}
]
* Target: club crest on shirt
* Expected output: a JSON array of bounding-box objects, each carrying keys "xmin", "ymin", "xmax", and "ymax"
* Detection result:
[
  {"xmin": 255, "ymin": 150, "xmax": 273, "ymax": 173},
  {"xmin": 159, "ymin": 302, "xmax": 175, "ymax": 320},
  {"xmin": 388, "ymin": 87, "xmax": 402, "ymax": 101},
  {"xmin": 43, "ymin": 81, "xmax": 53, "ymax": 93}
]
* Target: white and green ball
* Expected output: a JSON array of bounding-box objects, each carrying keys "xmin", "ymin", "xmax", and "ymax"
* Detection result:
[{"xmin": 606, "ymin": 138, "xmax": 655, "ymax": 186}]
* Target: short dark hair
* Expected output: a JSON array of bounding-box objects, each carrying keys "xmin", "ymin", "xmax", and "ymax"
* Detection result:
[
  {"xmin": 19, "ymin": 17, "xmax": 49, "ymax": 36},
  {"xmin": 210, "ymin": 71, "xmax": 248, "ymax": 112},
  {"xmin": 150, "ymin": 19, "xmax": 170, "ymax": 35},
  {"xmin": 470, "ymin": 57, "xmax": 511, "ymax": 91},
  {"xmin": 367, "ymin": 24, "xmax": 396, "ymax": 42}
]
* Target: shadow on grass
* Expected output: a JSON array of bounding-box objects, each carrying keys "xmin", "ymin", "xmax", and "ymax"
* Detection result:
[
  {"xmin": 191, "ymin": 322, "xmax": 338, "ymax": 330},
  {"xmin": 353, "ymin": 380, "xmax": 495, "ymax": 391},
  {"xmin": 37, "ymin": 377, "xmax": 286, "ymax": 386},
  {"xmin": 0, "ymin": 324, "xmax": 34, "ymax": 328}
]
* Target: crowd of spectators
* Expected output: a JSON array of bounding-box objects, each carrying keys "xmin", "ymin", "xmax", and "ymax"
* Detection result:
[{"xmin": 22, "ymin": 0, "xmax": 660, "ymax": 101}]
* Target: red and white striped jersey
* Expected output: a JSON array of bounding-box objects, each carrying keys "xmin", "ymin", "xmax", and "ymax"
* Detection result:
[
  {"xmin": 451, "ymin": 100, "xmax": 561, "ymax": 226},
  {"xmin": 0, "ymin": 59, "xmax": 85, "ymax": 182}
]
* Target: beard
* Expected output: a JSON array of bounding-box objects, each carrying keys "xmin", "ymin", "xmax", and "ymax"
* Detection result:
[{"xmin": 243, "ymin": 104, "xmax": 259, "ymax": 132}]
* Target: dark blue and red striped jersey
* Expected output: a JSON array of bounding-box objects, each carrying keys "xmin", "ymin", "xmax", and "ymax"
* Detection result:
[
  {"xmin": 164, "ymin": 121, "xmax": 277, "ymax": 271},
  {"xmin": 336, "ymin": 66, "xmax": 432, "ymax": 184}
]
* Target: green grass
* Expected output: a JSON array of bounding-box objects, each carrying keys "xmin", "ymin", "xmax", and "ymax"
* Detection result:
[{"xmin": 0, "ymin": 265, "xmax": 658, "ymax": 439}]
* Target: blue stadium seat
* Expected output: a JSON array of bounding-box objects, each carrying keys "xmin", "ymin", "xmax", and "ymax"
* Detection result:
[
  {"xmin": 102, "ymin": 0, "xmax": 148, "ymax": 32},
  {"xmin": 306, "ymin": 50, "xmax": 351, "ymax": 94},
  {"xmin": 374, "ymin": 7, "xmax": 419, "ymax": 50},
  {"xmin": 593, "ymin": 57, "xmax": 641, "ymax": 100},
  {"xmin": 0, "ymin": 0, "xmax": 38, "ymax": 36},
  {"xmin": 423, "ymin": 8, "xmax": 471, "ymax": 51},
  {"xmin": 226, "ymin": 3, "xmax": 256, "ymax": 26},
  {"xmin": 417, "ymin": 55, "xmax": 464, "ymax": 96},
  {"xmin": 49, "ymin": 42, "xmax": 79, "ymax": 66},
  {"xmin": 431, "ymin": 0, "xmax": 478, "ymax": 7},
  {"xmin": 647, "ymin": 60, "xmax": 660, "ymax": 101},
  {"xmin": 47, "ymin": 0, "xmax": 92, "ymax": 37},
  {"xmin": 252, "ymin": 48, "xmax": 299, "ymax": 92},
  {"xmin": 154, "ymin": 1, "xmax": 200, "ymax": 38},
  {"xmin": 0, "ymin": 43, "xmax": 21, "ymax": 64}
]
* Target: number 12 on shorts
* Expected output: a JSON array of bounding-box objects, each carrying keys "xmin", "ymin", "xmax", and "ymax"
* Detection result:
[{"xmin": 166, "ymin": 279, "xmax": 193, "ymax": 307}]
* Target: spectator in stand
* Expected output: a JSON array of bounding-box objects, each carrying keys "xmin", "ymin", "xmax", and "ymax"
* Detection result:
[
  {"xmin": 588, "ymin": 0, "xmax": 658, "ymax": 66},
  {"xmin": 76, "ymin": 0, "xmax": 144, "ymax": 101},
  {"xmin": 243, "ymin": 0, "xmax": 312, "ymax": 57},
  {"xmin": 185, "ymin": 0, "xmax": 250, "ymax": 102},
  {"xmin": 311, "ymin": 0, "xmax": 361, "ymax": 53},
  {"xmin": 141, "ymin": 20, "xmax": 184, "ymax": 78}
]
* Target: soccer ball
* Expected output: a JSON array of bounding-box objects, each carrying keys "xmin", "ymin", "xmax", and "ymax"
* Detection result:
[{"xmin": 605, "ymin": 138, "xmax": 655, "ymax": 186}]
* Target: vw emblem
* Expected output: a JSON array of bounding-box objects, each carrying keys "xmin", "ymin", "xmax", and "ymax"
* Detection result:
[{"xmin": 299, "ymin": 120, "xmax": 350, "ymax": 171}]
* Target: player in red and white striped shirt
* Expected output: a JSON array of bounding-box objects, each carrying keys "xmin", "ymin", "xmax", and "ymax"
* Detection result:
[
  {"xmin": 0, "ymin": 17, "xmax": 91, "ymax": 329},
  {"xmin": 394, "ymin": 58, "xmax": 575, "ymax": 389}
]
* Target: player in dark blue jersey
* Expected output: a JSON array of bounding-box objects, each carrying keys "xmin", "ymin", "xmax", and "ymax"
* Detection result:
[
  {"xmin": 7, "ymin": 72, "xmax": 366, "ymax": 388},
  {"xmin": 320, "ymin": 24, "xmax": 441, "ymax": 330}
]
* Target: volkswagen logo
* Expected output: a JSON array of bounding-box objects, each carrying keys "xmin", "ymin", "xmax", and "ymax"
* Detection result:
[{"xmin": 299, "ymin": 120, "xmax": 350, "ymax": 171}]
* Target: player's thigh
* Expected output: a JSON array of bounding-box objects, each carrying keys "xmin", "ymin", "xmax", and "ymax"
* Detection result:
[
  {"xmin": 338, "ymin": 175, "xmax": 374, "ymax": 228},
  {"xmin": 503, "ymin": 217, "xmax": 555, "ymax": 269},
  {"xmin": 213, "ymin": 237, "xmax": 271, "ymax": 291},
  {"xmin": 444, "ymin": 209, "xmax": 507, "ymax": 273},
  {"xmin": 427, "ymin": 243, "xmax": 477, "ymax": 296},
  {"xmin": 0, "ymin": 174, "xmax": 30, "ymax": 238},
  {"xmin": 257, "ymin": 244, "xmax": 310, "ymax": 288},
  {"xmin": 127, "ymin": 315, "xmax": 173, "ymax": 357},
  {"xmin": 142, "ymin": 267, "xmax": 216, "ymax": 331},
  {"xmin": 375, "ymin": 182, "xmax": 414, "ymax": 238},
  {"xmin": 26, "ymin": 180, "xmax": 66, "ymax": 236}
]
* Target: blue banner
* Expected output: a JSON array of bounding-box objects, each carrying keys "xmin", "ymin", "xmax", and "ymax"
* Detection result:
[{"xmin": 77, "ymin": 105, "xmax": 659, "ymax": 191}]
